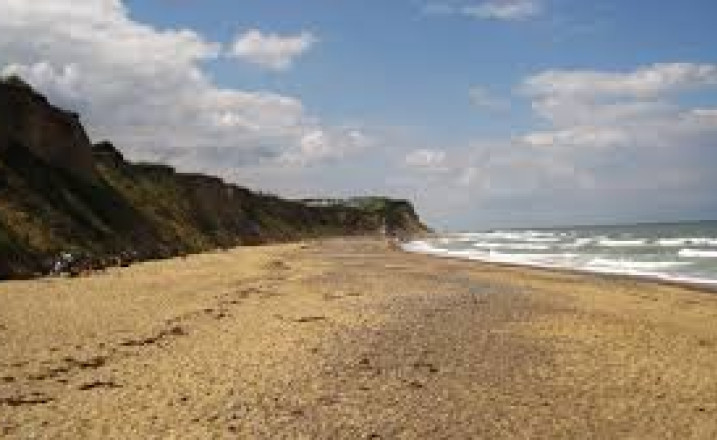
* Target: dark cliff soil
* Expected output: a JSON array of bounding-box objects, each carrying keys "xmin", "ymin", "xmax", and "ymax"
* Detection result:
[{"xmin": 0, "ymin": 78, "xmax": 427, "ymax": 279}]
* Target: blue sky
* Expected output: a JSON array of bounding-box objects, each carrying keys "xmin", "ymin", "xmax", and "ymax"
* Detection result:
[
  {"xmin": 125, "ymin": 0, "xmax": 717, "ymax": 133},
  {"xmin": 2, "ymin": 0, "xmax": 717, "ymax": 229}
]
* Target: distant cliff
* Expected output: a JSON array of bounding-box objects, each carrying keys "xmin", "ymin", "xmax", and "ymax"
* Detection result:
[{"xmin": 0, "ymin": 77, "xmax": 428, "ymax": 279}]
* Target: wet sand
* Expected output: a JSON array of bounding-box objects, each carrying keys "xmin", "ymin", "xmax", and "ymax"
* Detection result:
[{"xmin": 1, "ymin": 238, "xmax": 716, "ymax": 438}]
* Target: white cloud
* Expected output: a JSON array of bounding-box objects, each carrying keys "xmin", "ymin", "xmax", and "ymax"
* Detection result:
[
  {"xmin": 521, "ymin": 63, "xmax": 717, "ymax": 100},
  {"xmin": 0, "ymin": 0, "xmax": 359, "ymax": 173},
  {"xmin": 425, "ymin": 0, "xmax": 542, "ymax": 21},
  {"xmin": 691, "ymin": 108, "xmax": 717, "ymax": 120},
  {"xmin": 530, "ymin": 97, "xmax": 675, "ymax": 127},
  {"xmin": 404, "ymin": 149, "xmax": 450, "ymax": 172},
  {"xmin": 522, "ymin": 126, "xmax": 629, "ymax": 149},
  {"xmin": 507, "ymin": 64, "xmax": 717, "ymax": 202},
  {"xmin": 229, "ymin": 29, "xmax": 317, "ymax": 71},
  {"xmin": 279, "ymin": 127, "xmax": 374, "ymax": 165},
  {"xmin": 400, "ymin": 63, "xmax": 717, "ymax": 227},
  {"xmin": 518, "ymin": 63, "xmax": 717, "ymax": 150},
  {"xmin": 422, "ymin": 3, "xmax": 457, "ymax": 15},
  {"xmin": 468, "ymin": 86, "xmax": 509, "ymax": 111},
  {"xmin": 462, "ymin": 0, "xmax": 542, "ymax": 21}
]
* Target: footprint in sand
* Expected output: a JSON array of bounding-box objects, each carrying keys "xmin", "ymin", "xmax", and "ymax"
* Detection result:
[
  {"xmin": 293, "ymin": 316, "xmax": 328, "ymax": 323},
  {"xmin": 0, "ymin": 394, "xmax": 54, "ymax": 407},
  {"xmin": 78, "ymin": 380, "xmax": 121, "ymax": 391}
]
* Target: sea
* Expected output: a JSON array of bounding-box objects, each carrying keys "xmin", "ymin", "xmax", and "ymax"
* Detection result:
[{"xmin": 402, "ymin": 220, "xmax": 717, "ymax": 287}]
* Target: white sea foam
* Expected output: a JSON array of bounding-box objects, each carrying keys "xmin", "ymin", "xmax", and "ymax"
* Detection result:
[
  {"xmin": 524, "ymin": 237, "xmax": 562, "ymax": 243},
  {"xmin": 402, "ymin": 231, "xmax": 717, "ymax": 287},
  {"xmin": 658, "ymin": 238, "xmax": 717, "ymax": 247},
  {"xmin": 585, "ymin": 258, "xmax": 690, "ymax": 271},
  {"xmin": 465, "ymin": 230, "xmax": 559, "ymax": 242},
  {"xmin": 597, "ymin": 238, "xmax": 647, "ymax": 247},
  {"xmin": 400, "ymin": 240, "xmax": 438, "ymax": 254},
  {"xmin": 679, "ymin": 249, "xmax": 717, "ymax": 258},
  {"xmin": 472, "ymin": 242, "xmax": 551, "ymax": 251},
  {"xmin": 561, "ymin": 237, "xmax": 595, "ymax": 248},
  {"xmin": 657, "ymin": 238, "xmax": 691, "ymax": 246},
  {"xmin": 694, "ymin": 238, "xmax": 717, "ymax": 246}
]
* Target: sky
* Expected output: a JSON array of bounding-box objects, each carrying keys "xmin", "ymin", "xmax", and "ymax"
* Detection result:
[{"xmin": 1, "ymin": 0, "xmax": 716, "ymax": 230}]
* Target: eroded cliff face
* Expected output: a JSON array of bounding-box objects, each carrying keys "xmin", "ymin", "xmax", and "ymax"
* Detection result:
[
  {"xmin": 0, "ymin": 77, "xmax": 97, "ymax": 182},
  {"xmin": 0, "ymin": 79, "xmax": 428, "ymax": 279}
]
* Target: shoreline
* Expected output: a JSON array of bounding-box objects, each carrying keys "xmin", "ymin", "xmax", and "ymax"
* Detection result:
[
  {"xmin": 401, "ymin": 240, "xmax": 717, "ymax": 295},
  {"xmin": 2, "ymin": 237, "xmax": 716, "ymax": 438}
]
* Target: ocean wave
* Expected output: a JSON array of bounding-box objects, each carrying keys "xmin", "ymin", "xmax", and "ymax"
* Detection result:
[
  {"xmin": 596, "ymin": 238, "xmax": 647, "ymax": 247},
  {"xmin": 472, "ymin": 242, "xmax": 551, "ymax": 251},
  {"xmin": 402, "ymin": 240, "xmax": 445, "ymax": 254},
  {"xmin": 462, "ymin": 230, "xmax": 560, "ymax": 242},
  {"xmin": 585, "ymin": 258, "xmax": 690, "ymax": 271},
  {"xmin": 657, "ymin": 238, "xmax": 690, "ymax": 246},
  {"xmin": 561, "ymin": 237, "xmax": 595, "ymax": 248},
  {"xmin": 657, "ymin": 238, "xmax": 717, "ymax": 247},
  {"xmin": 484, "ymin": 252, "xmax": 580, "ymax": 267},
  {"xmin": 691, "ymin": 238, "xmax": 717, "ymax": 246},
  {"xmin": 678, "ymin": 249, "xmax": 717, "ymax": 258},
  {"xmin": 523, "ymin": 237, "xmax": 563, "ymax": 243},
  {"xmin": 401, "ymin": 237, "xmax": 717, "ymax": 287}
]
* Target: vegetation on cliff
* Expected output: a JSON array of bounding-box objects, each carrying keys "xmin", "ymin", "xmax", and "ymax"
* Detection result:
[{"xmin": 0, "ymin": 77, "xmax": 428, "ymax": 279}]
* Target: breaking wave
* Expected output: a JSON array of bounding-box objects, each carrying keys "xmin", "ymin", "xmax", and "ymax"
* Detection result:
[{"xmin": 403, "ymin": 222, "xmax": 717, "ymax": 287}]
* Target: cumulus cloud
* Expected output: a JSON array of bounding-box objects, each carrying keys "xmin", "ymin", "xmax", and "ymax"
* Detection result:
[
  {"xmin": 518, "ymin": 63, "xmax": 717, "ymax": 149},
  {"xmin": 228, "ymin": 29, "xmax": 317, "ymax": 71},
  {"xmin": 516, "ymin": 64, "xmax": 717, "ymax": 202},
  {"xmin": 0, "ymin": 0, "xmax": 357, "ymax": 175},
  {"xmin": 398, "ymin": 63, "xmax": 717, "ymax": 227}
]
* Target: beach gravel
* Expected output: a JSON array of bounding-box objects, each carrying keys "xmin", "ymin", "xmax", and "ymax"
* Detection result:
[{"xmin": 1, "ymin": 238, "xmax": 716, "ymax": 438}]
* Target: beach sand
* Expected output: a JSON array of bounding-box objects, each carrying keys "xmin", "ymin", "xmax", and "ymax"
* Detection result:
[{"xmin": 1, "ymin": 237, "xmax": 716, "ymax": 439}]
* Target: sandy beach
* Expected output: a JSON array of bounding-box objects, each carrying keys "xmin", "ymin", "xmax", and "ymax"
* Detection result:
[{"xmin": 1, "ymin": 237, "xmax": 716, "ymax": 439}]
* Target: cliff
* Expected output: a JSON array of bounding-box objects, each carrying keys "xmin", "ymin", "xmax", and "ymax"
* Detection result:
[
  {"xmin": 0, "ymin": 77, "xmax": 428, "ymax": 279},
  {"xmin": 0, "ymin": 76, "xmax": 97, "ymax": 181}
]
